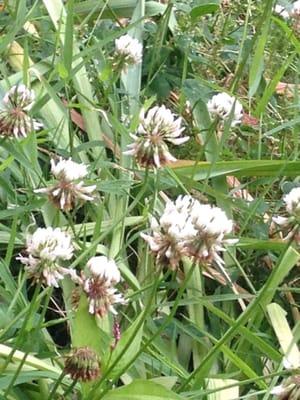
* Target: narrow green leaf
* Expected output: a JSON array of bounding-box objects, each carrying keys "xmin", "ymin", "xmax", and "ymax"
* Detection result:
[
  {"xmin": 249, "ymin": 0, "xmax": 273, "ymax": 96},
  {"xmin": 267, "ymin": 303, "xmax": 300, "ymax": 368},
  {"xmin": 64, "ymin": 0, "xmax": 74, "ymax": 76}
]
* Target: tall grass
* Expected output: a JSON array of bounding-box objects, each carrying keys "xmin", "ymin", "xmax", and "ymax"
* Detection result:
[{"xmin": 0, "ymin": 1, "xmax": 299, "ymax": 399}]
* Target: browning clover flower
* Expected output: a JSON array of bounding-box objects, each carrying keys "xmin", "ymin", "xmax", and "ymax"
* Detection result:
[
  {"xmin": 83, "ymin": 256, "xmax": 126, "ymax": 317},
  {"xmin": 271, "ymin": 376, "xmax": 300, "ymax": 399},
  {"xmin": 0, "ymin": 84, "xmax": 42, "ymax": 138},
  {"xmin": 35, "ymin": 157, "xmax": 96, "ymax": 211},
  {"xmin": 17, "ymin": 227, "xmax": 77, "ymax": 287},
  {"xmin": 124, "ymin": 105, "xmax": 189, "ymax": 168},
  {"xmin": 114, "ymin": 34, "xmax": 143, "ymax": 72},
  {"xmin": 141, "ymin": 195, "xmax": 235, "ymax": 269},
  {"xmin": 64, "ymin": 347, "xmax": 100, "ymax": 382},
  {"xmin": 207, "ymin": 92, "xmax": 243, "ymax": 127}
]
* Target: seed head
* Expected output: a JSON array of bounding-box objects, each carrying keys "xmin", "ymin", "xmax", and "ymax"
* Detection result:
[{"xmin": 64, "ymin": 347, "xmax": 100, "ymax": 382}]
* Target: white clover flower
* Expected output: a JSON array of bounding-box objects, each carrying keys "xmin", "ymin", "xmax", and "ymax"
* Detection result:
[
  {"xmin": 0, "ymin": 84, "xmax": 42, "ymax": 138},
  {"xmin": 83, "ymin": 256, "xmax": 125, "ymax": 317},
  {"xmin": 114, "ymin": 34, "xmax": 142, "ymax": 71},
  {"xmin": 292, "ymin": 0, "xmax": 300, "ymax": 15},
  {"xmin": 284, "ymin": 187, "xmax": 300, "ymax": 217},
  {"xmin": 124, "ymin": 105, "xmax": 189, "ymax": 168},
  {"xmin": 87, "ymin": 256, "xmax": 121, "ymax": 284},
  {"xmin": 207, "ymin": 92, "xmax": 243, "ymax": 127},
  {"xmin": 35, "ymin": 157, "xmax": 96, "ymax": 211},
  {"xmin": 3, "ymin": 84, "xmax": 35, "ymax": 110},
  {"xmin": 142, "ymin": 195, "xmax": 235, "ymax": 269},
  {"xmin": 274, "ymin": 4, "xmax": 290, "ymax": 19},
  {"xmin": 271, "ymin": 376, "xmax": 300, "ymax": 399},
  {"xmin": 50, "ymin": 158, "xmax": 88, "ymax": 182},
  {"xmin": 17, "ymin": 227, "xmax": 77, "ymax": 287}
]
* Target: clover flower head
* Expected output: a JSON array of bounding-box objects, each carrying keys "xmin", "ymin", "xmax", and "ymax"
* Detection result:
[
  {"xmin": 0, "ymin": 84, "xmax": 42, "ymax": 138},
  {"xmin": 141, "ymin": 195, "xmax": 234, "ymax": 269},
  {"xmin": 35, "ymin": 157, "xmax": 96, "ymax": 211},
  {"xmin": 292, "ymin": 0, "xmax": 300, "ymax": 16},
  {"xmin": 64, "ymin": 347, "xmax": 100, "ymax": 382},
  {"xmin": 271, "ymin": 376, "xmax": 300, "ymax": 399},
  {"xmin": 124, "ymin": 105, "xmax": 189, "ymax": 168},
  {"xmin": 84, "ymin": 256, "xmax": 125, "ymax": 317},
  {"xmin": 87, "ymin": 256, "xmax": 121, "ymax": 285},
  {"xmin": 284, "ymin": 187, "xmax": 300, "ymax": 217},
  {"xmin": 3, "ymin": 84, "xmax": 35, "ymax": 110},
  {"xmin": 207, "ymin": 92, "xmax": 243, "ymax": 127},
  {"xmin": 274, "ymin": 4, "xmax": 290, "ymax": 19},
  {"xmin": 17, "ymin": 227, "xmax": 77, "ymax": 287},
  {"xmin": 50, "ymin": 158, "xmax": 88, "ymax": 181},
  {"xmin": 114, "ymin": 34, "xmax": 142, "ymax": 70}
]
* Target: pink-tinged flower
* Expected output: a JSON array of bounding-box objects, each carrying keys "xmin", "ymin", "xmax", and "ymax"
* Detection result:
[
  {"xmin": 141, "ymin": 195, "xmax": 235, "ymax": 269},
  {"xmin": 207, "ymin": 92, "xmax": 243, "ymax": 127},
  {"xmin": 17, "ymin": 227, "xmax": 78, "ymax": 287},
  {"xmin": 0, "ymin": 84, "xmax": 42, "ymax": 138},
  {"xmin": 124, "ymin": 105, "xmax": 189, "ymax": 168},
  {"xmin": 83, "ymin": 256, "xmax": 126, "ymax": 317},
  {"xmin": 35, "ymin": 158, "xmax": 96, "ymax": 211}
]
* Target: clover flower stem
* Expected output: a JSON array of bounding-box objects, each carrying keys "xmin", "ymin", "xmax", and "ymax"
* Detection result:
[
  {"xmin": 137, "ymin": 168, "xmax": 156, "ymax": 298},
  {"xmin": 47, "ymin": 370, "xmax": 67, "ymax": 400},
  {"xmin": 91, "ymin": 261, "xmax": 199, "ymax": 399},
  {"xmin": 182, "ymin": 257, "xmax": 207, "ymax": 367},
  {"xmin": 86, "ymin": 268, "xmax": 162, "ymax": 400},
  {"xmin": 62, "ymin": 377, "xmax": 79, "ymax": 398}
]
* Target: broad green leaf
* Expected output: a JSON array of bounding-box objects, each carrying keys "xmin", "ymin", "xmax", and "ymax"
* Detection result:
[
  {"xmin": 190, "ymin": 4, "xmax": 219, "ymax": 20},
  {"xmin": 101, "ymin": 380, "xmax": 184, "ymax": 400},
  {"xmin": 172, "ymin": 160, "xmax": 300, "ymax": 180}
]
